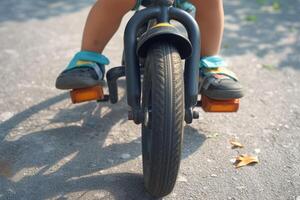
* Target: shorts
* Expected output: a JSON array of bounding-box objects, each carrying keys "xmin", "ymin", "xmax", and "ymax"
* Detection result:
[{"xmin": 132, "ymin": 0, "xmax": 187, "ymax": 10}]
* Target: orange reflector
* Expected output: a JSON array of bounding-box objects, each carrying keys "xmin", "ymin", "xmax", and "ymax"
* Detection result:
[
  {"xmin": 70, "ymin": 86, "xmax": 104, "ymax": 104},
  {"xmin": 201, "ymin": 95, "xmax": 239, "ymax": 112}
]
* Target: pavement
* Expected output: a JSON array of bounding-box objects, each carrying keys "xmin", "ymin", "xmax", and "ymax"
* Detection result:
[{"xmin": 0, "ymin": 0, "xmax": 299, "ymax": 199}]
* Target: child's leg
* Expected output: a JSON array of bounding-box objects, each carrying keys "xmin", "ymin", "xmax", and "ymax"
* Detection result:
[
  {"xmin": 188, "ymin": 0, "xmax": 224, "ymax": 56},
  {"xmin": 82, "ymin": 0, "xmax": 136, "ymax": 53},
  {"xmin": 56, "ymin": 0, "xmax": 136, "ymax": 90},
  {"xmin": 188, "ymin": 0, "xmax": 244, "ymax": 99}
]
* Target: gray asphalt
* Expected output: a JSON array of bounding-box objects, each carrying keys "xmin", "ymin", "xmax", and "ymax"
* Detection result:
[{"xmin": 0, "ymin": 0, "xmax": 299, "ymax": 199}]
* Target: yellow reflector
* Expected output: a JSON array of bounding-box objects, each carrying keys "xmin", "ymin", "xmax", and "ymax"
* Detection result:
[
  {"xmin": 201, "ymin": 95, "xmax": 239, "ymax": 112},
  {"xmin": 70, "ymin": 86, "xmax": 104, "ymax": 104}
]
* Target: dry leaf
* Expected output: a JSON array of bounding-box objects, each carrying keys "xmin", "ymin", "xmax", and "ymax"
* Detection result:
[
  {"xmin": 234, "ymin": 154, "xmax": 259, "ymax": 168},
  {"xmin": 230, "ymin": 140, "xmax": 244, "ymax": 148},
  {"xmin": 207, "ymin": 133, "xmax": 219, "ymax": 139}
]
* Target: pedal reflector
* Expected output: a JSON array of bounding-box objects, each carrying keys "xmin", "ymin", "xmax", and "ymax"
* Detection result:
[
  {"xmin": 201, "ymin": 95, "xmax": 239, "ymax": 112},
  {"xmin": 70, "ymin": 86, "xmax": 104, "ymax": 104}
]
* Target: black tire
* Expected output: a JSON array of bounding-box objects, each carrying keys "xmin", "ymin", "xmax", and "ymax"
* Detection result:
[{"xmin": 141, "ymin": 42, "xmax": 184, "ymax": 197}]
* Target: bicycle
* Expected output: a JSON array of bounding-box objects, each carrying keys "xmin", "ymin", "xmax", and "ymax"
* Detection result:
[{"xmin": 70, "ymin": 0, "xmax": 239, "ymax": 197}]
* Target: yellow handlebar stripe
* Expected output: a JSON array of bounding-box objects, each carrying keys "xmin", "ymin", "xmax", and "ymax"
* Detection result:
[{"xmin": 152, "ymin": 23, "xmax": 174, "ymax": 28}]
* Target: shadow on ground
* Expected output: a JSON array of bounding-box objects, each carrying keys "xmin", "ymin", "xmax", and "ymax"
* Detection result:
[
  {"xmin": 1, "ymin": 0, "xmax": 299, "ymax": 199},
  {"xmin": 0, "ymin": 81, "xmax": 206, "ymax": 199},
  {"xmin": 0, "ymin": 0, "xmax": 94, "ymax": 23},
  {"xmin": 222, "ymin": 0, "xmax": 300, "ymax": 70}
]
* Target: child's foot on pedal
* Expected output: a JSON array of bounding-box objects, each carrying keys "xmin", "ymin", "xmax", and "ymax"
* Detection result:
[
  {"xmin": 55, "ymin": 51, "xmax": 109, "ymax": 90},
  {"xmin": 199, "ymin": 56, "xmax": 244, "ymax": 100}
]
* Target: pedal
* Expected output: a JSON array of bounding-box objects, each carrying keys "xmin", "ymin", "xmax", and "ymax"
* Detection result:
[
  {"xmin": 70, "ymin": 86, "xmax": 104, "ymax": 104},
  {"xmin": 201, "ymin": 95, "xmax": 239, "ymax": 112}
]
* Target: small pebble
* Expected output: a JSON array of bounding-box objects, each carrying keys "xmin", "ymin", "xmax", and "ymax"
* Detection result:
[
  {"xmin": 254, "ymin": 148, "xmax": 261, "ymax": 154},
  {"xmin": 137, "ymin": 155, "xmax": 142, "ymax": 160},
  {"xmin": 90, "ymin": 163, "xmax": 97, "ymax": 168},
  {"xmin": 284, "ymin": 124, "xmax": 289, "ymax": 129},
  {"xmin": 228, "ymin": 197, "xmax": 236, "ymax": 200},
  {"xmin": 177, "ymin": 175, "xmax": 188, "ymax": 182},
  {"xmin": 210, "ymin": 174, "xmax": 218, "ymax": 177},
  {"xmin": 207, "ymin": 133, "xmax": 219, "ymax": 138},
  {"xmin": 236, "ymin": 186, "xmax": 246, "ymax": 190},
  {"xmin": 171, "ymin": 192, "xmax": 177, "ymax": 197},
  {"xmin": 4, "ymin": 49, "xmax": 19, "ymax": 57},
  {"xmin": 121, "ymin": 153, "xmax": 131, "ymax": 159}
]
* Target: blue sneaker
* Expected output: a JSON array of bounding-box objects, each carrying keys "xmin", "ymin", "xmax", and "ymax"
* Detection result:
[
  {"xmin": 56, "ymin": 51, "xmax": 109, "ymax": 90},
  {"xmin": 199, "ymin": 56, "xmax": 244, "ymax": 100}
]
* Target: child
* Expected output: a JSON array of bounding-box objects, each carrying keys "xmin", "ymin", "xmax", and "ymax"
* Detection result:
[{"xmin": 56, "ymin": 0, "xmax": 244, "ymax": 100}]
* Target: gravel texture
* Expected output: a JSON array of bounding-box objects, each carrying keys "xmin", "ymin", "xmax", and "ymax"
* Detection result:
[{"xmin": 0, "ymin": 0, "xmax": 299, "ymax": 199}]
